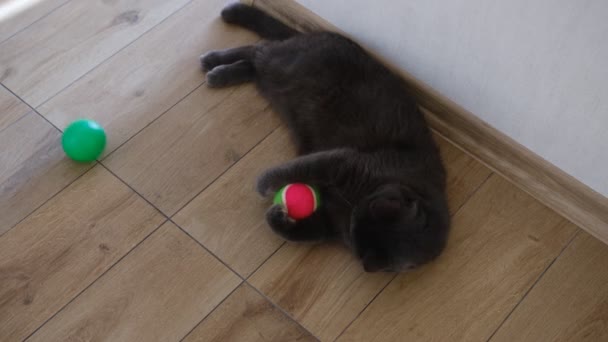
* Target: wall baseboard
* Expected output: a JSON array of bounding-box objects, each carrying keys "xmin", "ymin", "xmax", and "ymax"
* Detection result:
[{"xmin": 250, "ymin": 0, "xmax": 608, "ymax": 243}]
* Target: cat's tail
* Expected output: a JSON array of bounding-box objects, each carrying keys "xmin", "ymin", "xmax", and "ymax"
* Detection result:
[{"xmin": 221, "ymin": 3, "xmax": 300, "ymax": 40}]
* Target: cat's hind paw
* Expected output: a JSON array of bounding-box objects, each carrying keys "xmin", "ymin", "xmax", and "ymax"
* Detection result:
[
  {"xmin": 221, "ymin": 3, "xmax": 249, "ymax": 25},
  {"xmin": 206, "ymin": 65, "xmax": 231, "ymax": 87},
  {"xmin": 200, "ymin": 51, "xmax": 222, "ymax": 72}
]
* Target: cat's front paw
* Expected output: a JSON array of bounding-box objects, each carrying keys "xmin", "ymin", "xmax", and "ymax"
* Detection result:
[
  {"xmin": 266, "ymin": 204, "xmax": 296, "ymax": 234},
  {"xmin": 256, "ymin": 171, "xmax": 280, "ymax": 197}
]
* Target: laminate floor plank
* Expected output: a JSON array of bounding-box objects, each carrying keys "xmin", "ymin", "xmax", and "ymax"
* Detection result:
[
  {"xmin": 0, "ymin": 0, "xmax": 67, "ymax": 43},
  {"xmin": 0, "ymin": 166, "xmax": 164, "ymax": 341},
  {"xmin": 27, "ymin": 222, "xmax": 241, "ymax": 342},
  {"xmin": 0, "ymin": 111, "xmax": 90, "ymax": 234},
  {"xmin": 491, "ymin": 232, "xmax": 608, "ymax": 342},
  {"xmin": 0, "ymin": 0, "xmax": 191, "ymax": 107},
  {"xmin": 0, "ymin": 85, "xmax": 29, "ymax": 131},
  {"xmin": 183, "ymin": 283, "xmax": 317, "ymax": 342}
]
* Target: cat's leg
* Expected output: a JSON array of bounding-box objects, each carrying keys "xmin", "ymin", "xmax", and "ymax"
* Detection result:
[
  {"xmin": 257, "ymin": 148, "xmax": 357, "ymax": 196},
  {"xmin": 266, "ymin": 204, "xmax": 330, "ymax": 241},
  {"xmin": 206, "ymin": 60, "xmax": 255, "ymax": 87},
  {"xmin": 220, "ymin": 3, "xmax": 299, "ymax": 40},
  {"xmin": 200, "ymin": 45, "xmax": 256, "ymax": 71}
]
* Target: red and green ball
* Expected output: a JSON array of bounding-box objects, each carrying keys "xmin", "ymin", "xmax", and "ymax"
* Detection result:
[{"xmin": 273, "ymin": 183, "xmax": 320, "ymax": 220}]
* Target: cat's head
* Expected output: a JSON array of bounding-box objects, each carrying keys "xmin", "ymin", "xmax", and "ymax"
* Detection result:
[{"xmin": 351, "ymin": 183, "xmax": 449, "ymax": 272}]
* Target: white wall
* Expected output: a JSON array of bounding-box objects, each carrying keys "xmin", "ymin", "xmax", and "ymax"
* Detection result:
[{"xmin": 297, "ymin": 0, "xmax": 608, "ymax": 197}]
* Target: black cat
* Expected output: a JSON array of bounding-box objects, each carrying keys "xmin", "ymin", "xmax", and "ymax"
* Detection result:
[{"xmin": 201, "ymin": 3, "xmax": 450, "ymax": 272}]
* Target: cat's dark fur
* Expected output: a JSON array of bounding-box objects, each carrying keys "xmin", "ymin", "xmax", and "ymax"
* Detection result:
[{"xmin": 201, "ymin": 3, "xmax": 450, "ymax": 272}]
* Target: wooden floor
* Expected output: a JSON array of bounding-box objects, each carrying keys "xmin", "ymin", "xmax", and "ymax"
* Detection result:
[{"xmin": 1, "ymin": 1, "xmax": 607, "ymax": 341}]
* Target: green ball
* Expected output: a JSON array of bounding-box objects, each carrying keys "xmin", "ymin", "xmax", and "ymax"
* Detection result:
[{"xmin": 62, "ymin": 119, "xmax": 106, "ymax": 162}]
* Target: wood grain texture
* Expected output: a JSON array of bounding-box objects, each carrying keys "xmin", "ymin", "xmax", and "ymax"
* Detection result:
[
  {"xmin": 0, "ymin": 0, "xmax": 190, "ymax": 107},
  {"xmin": 0, "ymin": 166, "xmax": 164, "ymax": 341},
  {"xmin": 184, "ymin": 283, "xmax": 316, "ymax": 342},
  {"xmin": 0, "ymin": 85, "xmax": 29, "ymax": 131},
  {"xmin": 249, "ymin": 243, "xmax": 392, "ymax": 341},
  {"xmin": 38, "ymin": 0, "xmax": 258, "ymax": 156},
  {"xmin": 28, "ymin": 222, "xmax": 241, "ymax": 342},
  {"xmin": 173, "ymin": 127, "xmax": 291, "ymax": 277},
  {"xmin": 0, "ymin": 0, "xmax": 67, "ymax": 43},
  {"xmin": 105, "ymin": 84, "xmax": 279, "ymax": 216},
  {"xmin": 434, "ymin": 134, "xmax": 492, "ymax": 213},
  {"xmin": 0, "ymin": 112, "xmax": 90, "ymax": 234},
  {"xmin": 253, "ymin": 0, "xmax": 608, "ymax": 253},
  {"xmin": 338, "ymin": 175, "xmax": 578, "ymax": 342},
  {"xmin": 491, "ymin": 232, "xmax": 608, "ymax": 342},
  {"xmin": 246, "ymin": 133, "xmax": 493, "ymax": 341}
]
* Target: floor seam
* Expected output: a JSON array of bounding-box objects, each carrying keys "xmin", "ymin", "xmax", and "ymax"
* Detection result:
[
  {"xmin": 170, "ymin": 218, "xmax": 245, "ymax": 280},
  {"xmin": 244, "ymin": 279, "xmax": 322, "ymax": 342},
  {"xmin": 177, "ymin": 279, "xmax": 245, "ymax": 342},
  {"xmin": 247, "ymin": 241, "xmax": 287, "ymax": 279},
  {"xmin": 332, "ymin": 273, "xmax": 398, "ymax": 342},
  {"xmin": 1, "ymin": 83, "xmax": 63, "ymax": 132},
  {"xmin": 484, "ymin": 228, "xmax": 582, "ymax": 342},
  {"xmin": 170, "ymin": 220, "xmax": 320, "ymax": 341},
  {"xmin": 33, "ymin": 0, "xmax": 197, "ymax": 110},
  {"xmin": 0, "ymin": 105, "xmax": 30, "ymax": 135},
  {"xmin": 0, "ymin": 0, "xmax": 72, "ymax": 45},
  {"xmin": 452, "ymin": 171, "xmax": 494, "ymax": 215},
  {"xmin": 100, "ymin": 36, "xmax": 262, "ymax": 160},
  {"xmin": 0, "ymin": 83, "xmax": 95, "ymax": 238},
  {"xmin": 167, "ymin": 119, "xmax": 279, "ymax": 218},
  {"xmin": 101, "ymin": 81, "xmax": 207, "ymax": 159},
  {"xmin": 0, "ymin": 161, "xmax": 96, "ymax": 239},
  {"xmin": 21, "ymin": 217, "xmax": 169, "ymax": 340}
]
